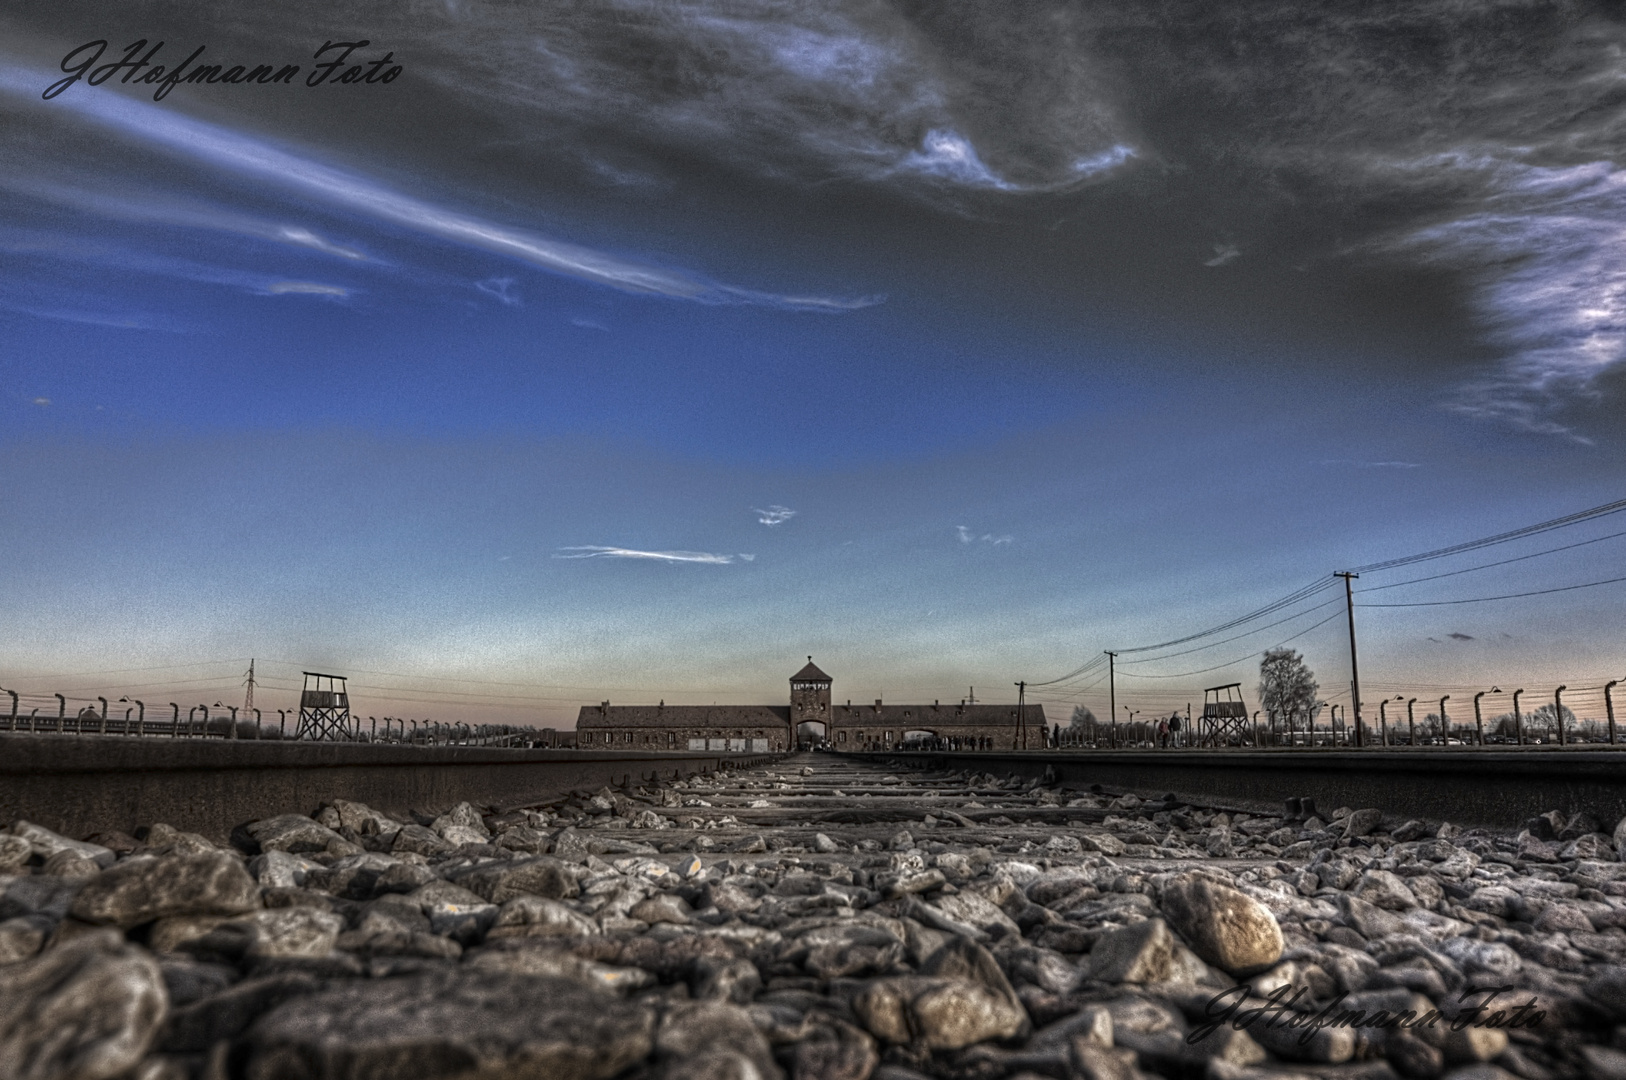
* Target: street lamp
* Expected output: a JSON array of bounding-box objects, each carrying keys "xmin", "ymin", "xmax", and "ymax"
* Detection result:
[
  {"xmin": 97, "ymin": 696, "xmax": 108, "ymax": 736},
  {"xmin": 1513, "ymin": 689, "xmax": 1525, "ymax": 746},
  {"xmin": 1555, "ymin": 686, "xmax": 1568, "ymax": 746},
  {"xmin": 1473, "ymin": 688, "xmax": 1500, "ymax": 746},
  {"xmin": 119, "ymin": 698, "xmax": 145, "ymax": 736},
  {"xmin": 1608, "ymin": 681, "xmax": 1620, "ymax": 745},
  {"xmin": 1438, "ymin": 695, "xmax": 1450, "ymax": 746},
  {"xmin": 1406, "ymin": 698, "xmax": 1417, "ymax": 747},
  {"xmin": 169, "ymin": 703, "xmax": 180, "ymax": 737}
]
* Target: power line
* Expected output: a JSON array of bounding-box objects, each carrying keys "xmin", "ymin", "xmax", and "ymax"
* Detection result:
[
  {"xmin": 1356, "ymin": 527, "xmax": 1626, "ymax": 593},
  {"xmin": 1359, "ymin": 573, "xmax": 1626, "ymax": 608},
  {"xmin": 1117, "ymin": 611, "xmax": 1344, "ymax": 680},
  {"xmin": 1118, "ymin": 595, "xmax": 1343, "ymax": 665},
  {"xmin": 1349, "ymin": 495, "xmax": 1626, "ymax": 574}
]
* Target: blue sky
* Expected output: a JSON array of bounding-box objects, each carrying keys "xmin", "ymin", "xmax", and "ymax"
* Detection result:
[{"xmin": 2, "ymin": 1, "xmax": 1624, "ymax": 729}]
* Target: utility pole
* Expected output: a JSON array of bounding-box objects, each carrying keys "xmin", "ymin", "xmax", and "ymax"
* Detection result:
[
  {"xmin": 1105, "ymin": 651, "xmax": 1117, "ymax": 747},
  {"xmin": 1015, "ymin": 681, "xmax": 1026, "ymax": 749},
  {"xmin": 242, "ymin": 659, "xmax": 257, "ymax": 740},
  {"xmin": 1334, "ymin": 572, "xmax": 1362, "ymax": 746}
]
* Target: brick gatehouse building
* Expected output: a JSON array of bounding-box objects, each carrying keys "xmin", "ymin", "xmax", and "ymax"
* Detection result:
[{"xmin": 575, "ymin": 659, "xmax": 1045, "ymax": 752}]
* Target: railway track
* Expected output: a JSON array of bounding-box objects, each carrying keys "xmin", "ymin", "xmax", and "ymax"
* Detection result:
[{"xmin": 3, "ymin": 752, "xmax": 1625, "ymax": 1080}]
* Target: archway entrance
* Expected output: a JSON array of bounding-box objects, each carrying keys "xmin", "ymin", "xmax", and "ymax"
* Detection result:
[{"xmin": 796, "ymin": 720, "xmax": 828, "ymax": 750}]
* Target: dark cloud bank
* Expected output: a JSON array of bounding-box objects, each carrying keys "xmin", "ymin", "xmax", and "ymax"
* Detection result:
[{"xmin": 5, "ymin": 0, "xmax": 1624, "ymax": 436}]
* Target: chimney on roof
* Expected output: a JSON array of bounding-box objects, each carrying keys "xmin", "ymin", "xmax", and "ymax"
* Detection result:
[
  {"xmin": 601, "ymin": 701, "xmax": 609, "ymax": 714},
  {"xmin": 934, "ymin": 700, "xmax": 939, "ymax": 708},
  {"xmin": 659, "ymin": 700, "xmax": 664, "ymax": 708},
  {"xmin": 874, "ymin": 699, "xmax": 882, "ymax": 712}
]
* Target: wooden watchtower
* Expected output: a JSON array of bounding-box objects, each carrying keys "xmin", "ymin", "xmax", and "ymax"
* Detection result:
[
  {"xmin": 1200, "ymin": 683, "xmax": 1250, "ymax": 746},
  {"xmin": 297, "ymin": 671, "xmax": 353, "ymax": 740}
]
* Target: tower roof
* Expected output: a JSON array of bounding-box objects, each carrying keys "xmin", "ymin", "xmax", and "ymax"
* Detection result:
[{"xmin": 790, "ymin": 657, "xmax": 831, "ymax": 683}]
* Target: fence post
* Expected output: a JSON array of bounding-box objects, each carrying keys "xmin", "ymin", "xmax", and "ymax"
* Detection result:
[{"xmin": 1555, "ymin": 686, "xmax": 1567, "ymax": 746}]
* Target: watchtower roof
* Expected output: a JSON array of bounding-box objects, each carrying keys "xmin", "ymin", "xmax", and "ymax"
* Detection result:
[{"xmin": 791, "ymin": 658, "xmax": 831, "ymax": 683}]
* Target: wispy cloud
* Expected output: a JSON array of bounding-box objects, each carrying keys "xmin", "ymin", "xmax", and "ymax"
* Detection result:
[
  {"xmin": 1317, "ymin": 459, "xmax": 1422, "ymax": 469},
  {"xmin": 265, "ymin": 281, "xmax": 349, "ymax": 297},
  {"xmin": 555, "ymin": 546, "xmax": 741, "ymax": 564},
  {"xmin": 0, "ymin": 65, "xmax": 875, "ymax": 313},
  {"xmin": 1383, "ymin": 154, "xmax": 1626, "ymax": 438},
  {"xmin": 957, "ymin": 526, "xmax": 1012, "ymax": 545},
  {"xmin": 754, "ymin": 505, "xmax": 797, "ymax": 526},
  {"xmin": 476, "ymin": 277, "xmax": 520, "ymax": 306},
  {"xmin": 1204, "ymin": 243, "xmax": 1241, "ymax": 267},
  {"xmin": 0, "ymin": 177, "xmax": 370, "ymax": 263},
  {"xmin": 1448, "ymin": 632, "xmax": 1473, "ymax": 641}
]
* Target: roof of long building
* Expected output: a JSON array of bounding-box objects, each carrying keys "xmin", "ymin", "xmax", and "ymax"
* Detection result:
[
  {"xmin": 828, "ymin": 702, "xmax": 1046, "ymax": 728},
  {"xmin": 575, "ymin": 701, "xmax": 1045, "ymax": 729},
  {"xmin": 576, "ymin": 704, "xmax": 792, "ymax": 730}
]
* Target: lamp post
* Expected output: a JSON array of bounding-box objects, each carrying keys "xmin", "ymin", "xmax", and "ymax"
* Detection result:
[
  {"xmin": 1124, "ymin": 707, "xmax": 1139, "ymax": 747},
  {"xmin": 97, "ymin": 696, "xmax": 108, "ymax": 735},
  {"xmin": 253, "ymin": 708, "xmax": 261, "ymax": 739},
  {"xmin": 1474, "ymin": 688, "xmax": 1499, "ymax": 746},
  {"xmin": 216, "ymin": 702, "xmax": 238, "ymax": 739},
  {"xmin": 1438, "ymin": 696, "xmax": 1450, "ymax": 746},
  {"xmin": 1406, "ymin": 698, "xmax": 1417, "ymax": 747},
  {"xmin": 55, "ymin": 693, "xmax": 65, "ymax": 734},
  {"xmin": 1555, "ymin": 686, "xmax": 1568, "ymax": 746},
  {"xmin": 1513, "ymin": 689, "xmax": 1525, "ymax": 745},
  {"xmin": 277, "ymin": 710, "xmax": 287, "ymax": 737},
  {"xmin": 198, "ymin": 705, "xmax": 210, "ymax": 737},
  {"xmin": 119, "ymin": 698, "xmax": 145, "ymax": 736},
  {"xmin": 1608, "ymin": 681, "xmax": 1619, "ymax": 745},
  {"xmin": 169, "ymin": 703, "xmax": 180, "ymax": 737},
  {"xmin": 1379, "ymin": 699, "xmax": 1390, "ymax": 747}
]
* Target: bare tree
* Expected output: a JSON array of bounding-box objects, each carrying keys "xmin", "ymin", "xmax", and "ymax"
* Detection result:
[
  {"xmin": 1069, "ymin": 705, "xmax": 1097, "ymax": 728},
  {"xmin": 1258, "ymin": 648, "xmax": 1319, "ymax": 725}
]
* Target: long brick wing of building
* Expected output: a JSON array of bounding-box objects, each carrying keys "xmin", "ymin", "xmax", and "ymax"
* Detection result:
[{"xmin": 575, "ymin": 658, "xmax": 1045, "ymax": 751}]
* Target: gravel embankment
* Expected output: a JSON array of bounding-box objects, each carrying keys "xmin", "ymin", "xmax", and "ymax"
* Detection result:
[{"xmin": 3, "ymin": 753, "xmax": 1625, "ymax": 1080}]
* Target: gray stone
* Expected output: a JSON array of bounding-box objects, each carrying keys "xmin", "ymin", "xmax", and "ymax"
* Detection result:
[
  {"xmin": 851, "ymin": 973, "xmax": 1026, "ymax": 1049},
  {"xmin": 248, "ymin": 851, "xmax": 320, "ymax": 890},
  {"xmin": 140, "ymin": 824, "xmax": 219, "ymax": 856},
  {"xmin": 691, "ymin": 956, "xmax": 763, "ymax": 1004},
  {"xmin": 787, "ymin": 1019, "xmax": 876, "ymax": 1080},
  {"xmin": 1086, "ymin": 918, "xmax": 1174, "ymax": 983},
  {"xmin": 323, "ymin": 800, "xmax": 401, "ymax": 839},
  {"xmin": 429, "ymin": 802, "xmax": 490, "ymax": 839},
  {"xmin": 1391, "ymin": 819, "xmax": 1430, "ymax": 842},
  {"xmin": 1352, "ymin": 869, "xmax": 1419, "ymax": 911},
  {"xmin": 390, "ymin": 824, "xmax": 456, "ymax": 857},
  {"xmin": 0, "ymin": 837, "xmax": 29, "ymax": 875},
  {"xmin": 162, "ymin": 971, "xmax": 322, "ymax": 1053},
  {"xmin": 1343, "ymin": 808, "xmax": 1383, "ymax": 838},
  {"xmin": 487, "ymin": 895, "xmax": 599, "ymax": 938},
  {"xmin": 245, "ymin": 816, "xmax": 346, "ymax": 855},
  {"xmin": 494, "ymin": 826, "xmax": 552, "ymax": 854},
  {"xmin": 813, "ymin": 833, "xmax": 841, "ymax": 854},
  {"xmin": 1159, "ymin": 874, "xmax": 1283, "ymax": 976},
  {"xmin": 243, "ymin": 970, "xmax": 655, "ymax": 1080},
  {"xmin": 0, "ymin": 915, "xmax": 50, "ymax": 964},
  {"xmin": 0, "ymin": 930, "xmax": 167, "ymax": 1080},
  {"xmin": 1338, "ymin": 892, "xmax": 1408, "ymax": 938},
  {"xmin": 72, "ymin": 853, "xmax": 261, "ymax": 928},
  {"xmin": 451, "ymin": 856, "xmax": 581, "ymax": 903},
  {"xmin": 628, "ymin": 893, "xmax": 692, "ymax": 926},
  {"xmin": 10, "ymin": 821, "xmax": 115, "ymax": 869},
  {"xmin": 237, "ymin": 907, "xmax": 344, "ymax": 958},
  {"xmin": 654, "ymin": 1000, "xmax": 781, "ymax": 1080},
  {"xmin": 41, "ymin": 850, "xmax": 102, "ymax": 879}
]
